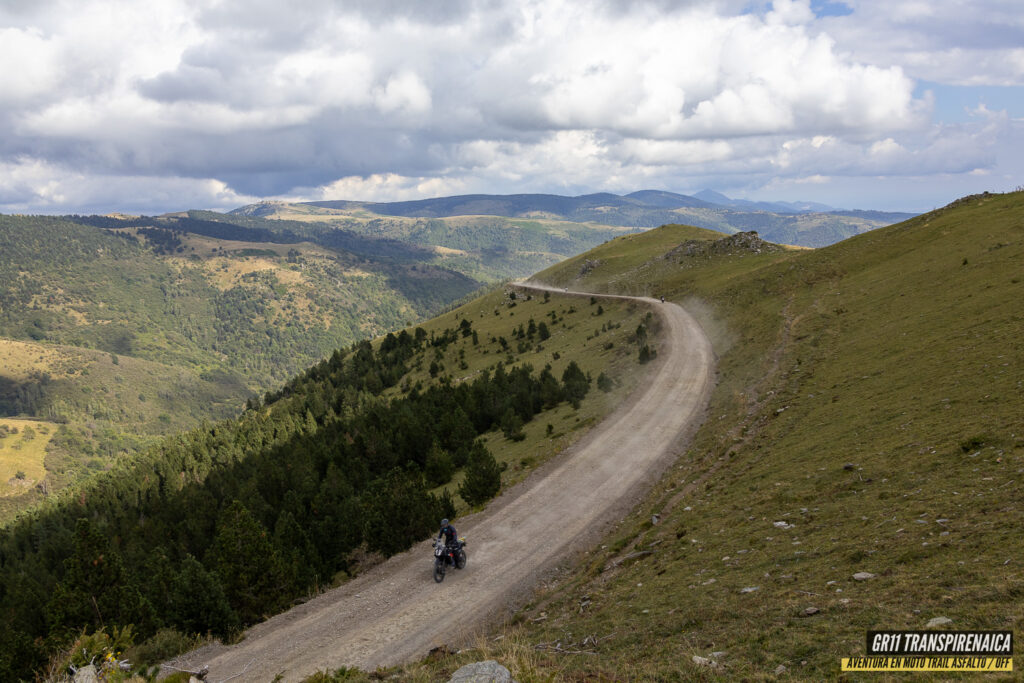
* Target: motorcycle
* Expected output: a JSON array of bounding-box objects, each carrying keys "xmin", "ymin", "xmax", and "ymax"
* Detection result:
[{"xmin": 432, "ymin": 536, "xmax": 467, "ymax": 583}]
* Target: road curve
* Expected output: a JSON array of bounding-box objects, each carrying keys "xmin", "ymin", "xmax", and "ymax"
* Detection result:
[{"xmin": 170, "ymin": 284, "xmax": 714, "ymax": 682}]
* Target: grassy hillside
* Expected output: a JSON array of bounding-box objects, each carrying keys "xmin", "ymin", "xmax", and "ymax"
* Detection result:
[
  {"xmin": 376, "ymin": 191, "xmax": 1023, "ymax": 680},
  {"xmin": 0, "ymin": 214, "xmax": 480, "ymax": 518},
  {"xmin": 0, "ymin": 418, "xmax": 56, "ymax": 495},
  {"xmin": 381, "ymin": 286, "xmax": 659, "ymax": 507}
]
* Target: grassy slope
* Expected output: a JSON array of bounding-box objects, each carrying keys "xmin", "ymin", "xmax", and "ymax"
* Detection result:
[
  {"xmin": 369, "ymin": 285, "xmax": 661, "ymax": 514},
  {"xmin": 378, "ymin": 193, "xmax": 1023, "ymax": 681},
  {"xmin": 0, "ymin": 418, "xmax": 57, "ymax": 494}
]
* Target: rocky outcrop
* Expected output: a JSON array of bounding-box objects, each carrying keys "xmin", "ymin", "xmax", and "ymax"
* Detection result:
[
  {"xmin": 664, "ymin": 231, "xmax": 783, "ymax": 262},
  {"xmin": 578, "ymin": 259, "xmax": 602, "ymax": 276}
]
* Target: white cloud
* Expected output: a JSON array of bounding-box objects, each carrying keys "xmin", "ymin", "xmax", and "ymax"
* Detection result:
[
  {"xmin": 0, "ymin": 0, "xmax": 1020, "ymax": 212},
  {"xmin": 311, "ymin": 173, "xmax": 466, "ymax": 203},
  {"xmin": 0, "ymin": 27, "xmax": 63, "ymax": 104},
  {"xmin": 375, "ymin": 71, "xmax": 433, "ymax": 115},
  {"xmin": 0, "ymin": 158, "xmax": 256, "ymax": 214},
  {"xmin": 819, "ymin": 0, "xmax": 1024, "ymax": 86}
]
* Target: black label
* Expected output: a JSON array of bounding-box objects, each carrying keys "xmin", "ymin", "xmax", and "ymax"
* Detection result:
[{"xmin": 866, "ymin": 631, "xmax": 1013, "ymax": 656}]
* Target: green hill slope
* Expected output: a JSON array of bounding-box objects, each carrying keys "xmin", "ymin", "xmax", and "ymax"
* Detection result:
[
  {"xmin": 0, "ymin": 215, "xmax": 480, "ymax": 517},
  {"xmin": 388, "ymin": 192, "xmax": 1023, "ymax": 680}
]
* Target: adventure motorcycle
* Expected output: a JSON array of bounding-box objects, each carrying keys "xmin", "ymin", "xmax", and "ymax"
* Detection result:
[{"xmin": 432, "ymin": 536, "xmax": 467, "ymax": 583}]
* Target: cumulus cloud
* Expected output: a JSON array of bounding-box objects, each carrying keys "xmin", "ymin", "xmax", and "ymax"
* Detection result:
[
  {"xmin": 0, "ymin": 158, "xmax": 256, "ymax": 214},
  {"xmin": 0, "ymin": 0, "xmax": 1020, "ymax": 213},
  {"xmin": 819, "ymin": 0, "xmax": 1024, "ymax": 86}
]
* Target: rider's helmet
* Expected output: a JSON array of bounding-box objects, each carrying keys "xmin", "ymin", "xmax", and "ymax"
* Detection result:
[{"xmin": 441, "ymin": 518, "xmax": 449, "ymax": 527}]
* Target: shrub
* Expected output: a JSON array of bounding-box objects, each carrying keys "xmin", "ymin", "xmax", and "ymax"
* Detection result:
[{"xmin": 125, "ymin": 628, "xmax": 198, "ymax": 670}]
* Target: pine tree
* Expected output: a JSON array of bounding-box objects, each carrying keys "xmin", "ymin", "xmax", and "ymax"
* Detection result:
[
  {"xmin": 561, "ymin": 360, "xmax": 590, "ymax": 408},
  {"xmin": 538, "ymin": 365, "xmax": 563, "ymax": 408},
  {"xmin": 362, "ymin": 469, "xmax": 438, "ymax": 555},
  {"xmin": 458, "ymin": 441, "xmax": 502, "ymax": 506},
  {"xmin": 207, "ymin": 501, "xmax": 288, "ymax": 624},
  {"xmin": 45, "ymin": 519, "xmax": 155, "ymax": 641},
  {"xmin": 424, "ymin": 443, "xmax": 455, "ymax": 487},
  {"xmin": 168, "ymin": 555, "xmax": 238, "ymax": 640},
  {"xmin": 500, "ymin": 407, "xmax": 526, "ymax": 441},
  {"xmin": 274, "ymin": 510, "xmax": 321, "ymax": 594}
]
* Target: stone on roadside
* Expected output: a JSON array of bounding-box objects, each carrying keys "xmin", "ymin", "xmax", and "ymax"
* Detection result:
[
  {"xmin": 926, "ymin": 616, "xmax": 953, "ymax": 628},
  {"xmin": 775, "ymin": 664, "xmax": 787, "ymax": 675},
  {"xmin": 448, "ymin": 660, "xmax": 513, "ymax": 683},
  {"xmin": 692, "ymin": 655, "xmax": 718, "ymax": 668},
  {"xmin": 801, "ymin": 606, "xmax": 820, "ymax": 617},
  {"xmin": 852, "ymin": 572, "xmax": 876, "ymax": 581}
]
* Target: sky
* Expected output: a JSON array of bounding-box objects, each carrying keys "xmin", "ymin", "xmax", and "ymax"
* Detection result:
[{"xmin": 0, "ymin": 0, "xmax": 1022, "ymax": 214}]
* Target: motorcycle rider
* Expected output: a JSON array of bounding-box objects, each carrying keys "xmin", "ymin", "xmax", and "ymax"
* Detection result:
[{"xmin": 438, "ymin": 518, "xmax": 458, "ymax": 564}]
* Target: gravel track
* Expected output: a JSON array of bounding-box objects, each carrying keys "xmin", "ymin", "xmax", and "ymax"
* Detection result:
[{"xmin": 169, "ymin": 284, "xmax": 714, "ymax": 682}]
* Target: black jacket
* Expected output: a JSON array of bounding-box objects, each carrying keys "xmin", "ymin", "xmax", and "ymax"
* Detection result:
[{"xmin": 438, "ymin": 523, "xmax": 457, "ymax": 545}]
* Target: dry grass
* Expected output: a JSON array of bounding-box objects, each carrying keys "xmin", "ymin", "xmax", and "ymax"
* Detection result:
[
  {"xmin": 0, "ymin": 339, "xmax": 76, "ymax": 381},
  {"xmin": 0, "ymin": 418, "xmax": 57, "ymax": 495}
]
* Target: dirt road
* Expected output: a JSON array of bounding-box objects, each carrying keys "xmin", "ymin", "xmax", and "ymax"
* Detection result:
[{"xmin": 170, "ymin": 284, "xmax": 714, "ymax": 681}]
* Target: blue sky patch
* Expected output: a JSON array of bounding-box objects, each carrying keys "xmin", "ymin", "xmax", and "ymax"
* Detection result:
[{"xmin": 917, "ymin": 81, "xmax": 1024, "ymax": 123}]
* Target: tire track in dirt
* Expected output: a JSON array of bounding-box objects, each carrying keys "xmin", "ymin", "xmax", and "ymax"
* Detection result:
[{"xmin": 169, "ymin": 284, "xmax": 714, "ymax": 682}]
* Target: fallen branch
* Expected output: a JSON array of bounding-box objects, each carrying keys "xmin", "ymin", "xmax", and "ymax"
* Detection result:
[
  {"xmin": 607, "ymin": 550, "xmax": 655, "ymax": 569},
  {"xmin": 534, "ymin": 642, "xmax": 598, "ymax": 656},
  {"xmin": 534, "ymin": 632, "xmax": 617, "ymax": 656}
]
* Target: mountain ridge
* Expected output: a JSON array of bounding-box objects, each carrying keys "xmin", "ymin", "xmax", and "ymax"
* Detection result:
[{"xmin": 231, "ymin": 190, "xmax": 917, "ymax": 248}]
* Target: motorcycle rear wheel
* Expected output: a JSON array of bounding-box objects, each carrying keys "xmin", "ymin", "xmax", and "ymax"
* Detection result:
[{"xmin": 433, "ymin": 557, "xmax": 445, "ymax": 583}]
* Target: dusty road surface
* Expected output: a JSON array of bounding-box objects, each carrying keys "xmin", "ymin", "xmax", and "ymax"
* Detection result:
[{"xmin": 169, "ymin": 284, "xmax": 714, "ymax": 681}]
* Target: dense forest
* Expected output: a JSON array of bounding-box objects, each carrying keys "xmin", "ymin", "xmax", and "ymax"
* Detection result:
[
  {"xmin": 0, "ymin": 214, "xmax": 483, "ymax": 510},
  {"xmin": 0, "ymin": 317, "xmax": 593, "ymax": 679}
]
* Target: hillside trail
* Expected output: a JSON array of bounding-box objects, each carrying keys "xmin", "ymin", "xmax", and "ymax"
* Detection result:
[{"xmin": 168, "ymin": 283, "xmax": 714, "ymax": 682}]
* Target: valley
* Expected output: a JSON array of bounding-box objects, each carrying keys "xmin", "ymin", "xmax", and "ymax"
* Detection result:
[{"xmin": 0, "ymin": 214, "xmax": 480, "ymax": 519}]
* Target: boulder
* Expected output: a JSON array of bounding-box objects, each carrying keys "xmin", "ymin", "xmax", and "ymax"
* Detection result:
[{"xmin": 448, "ymin": 660, "xmax": 513, "ymax": 683}]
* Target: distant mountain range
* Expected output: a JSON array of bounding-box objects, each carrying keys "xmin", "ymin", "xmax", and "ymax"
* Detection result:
[
  {"xmin": 300, "ymin": 188, "xmax": 866, "ymax": 218},
  {"xmin": 235, "ymin": 190, "xmax": 916, "ymax": 248}
]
